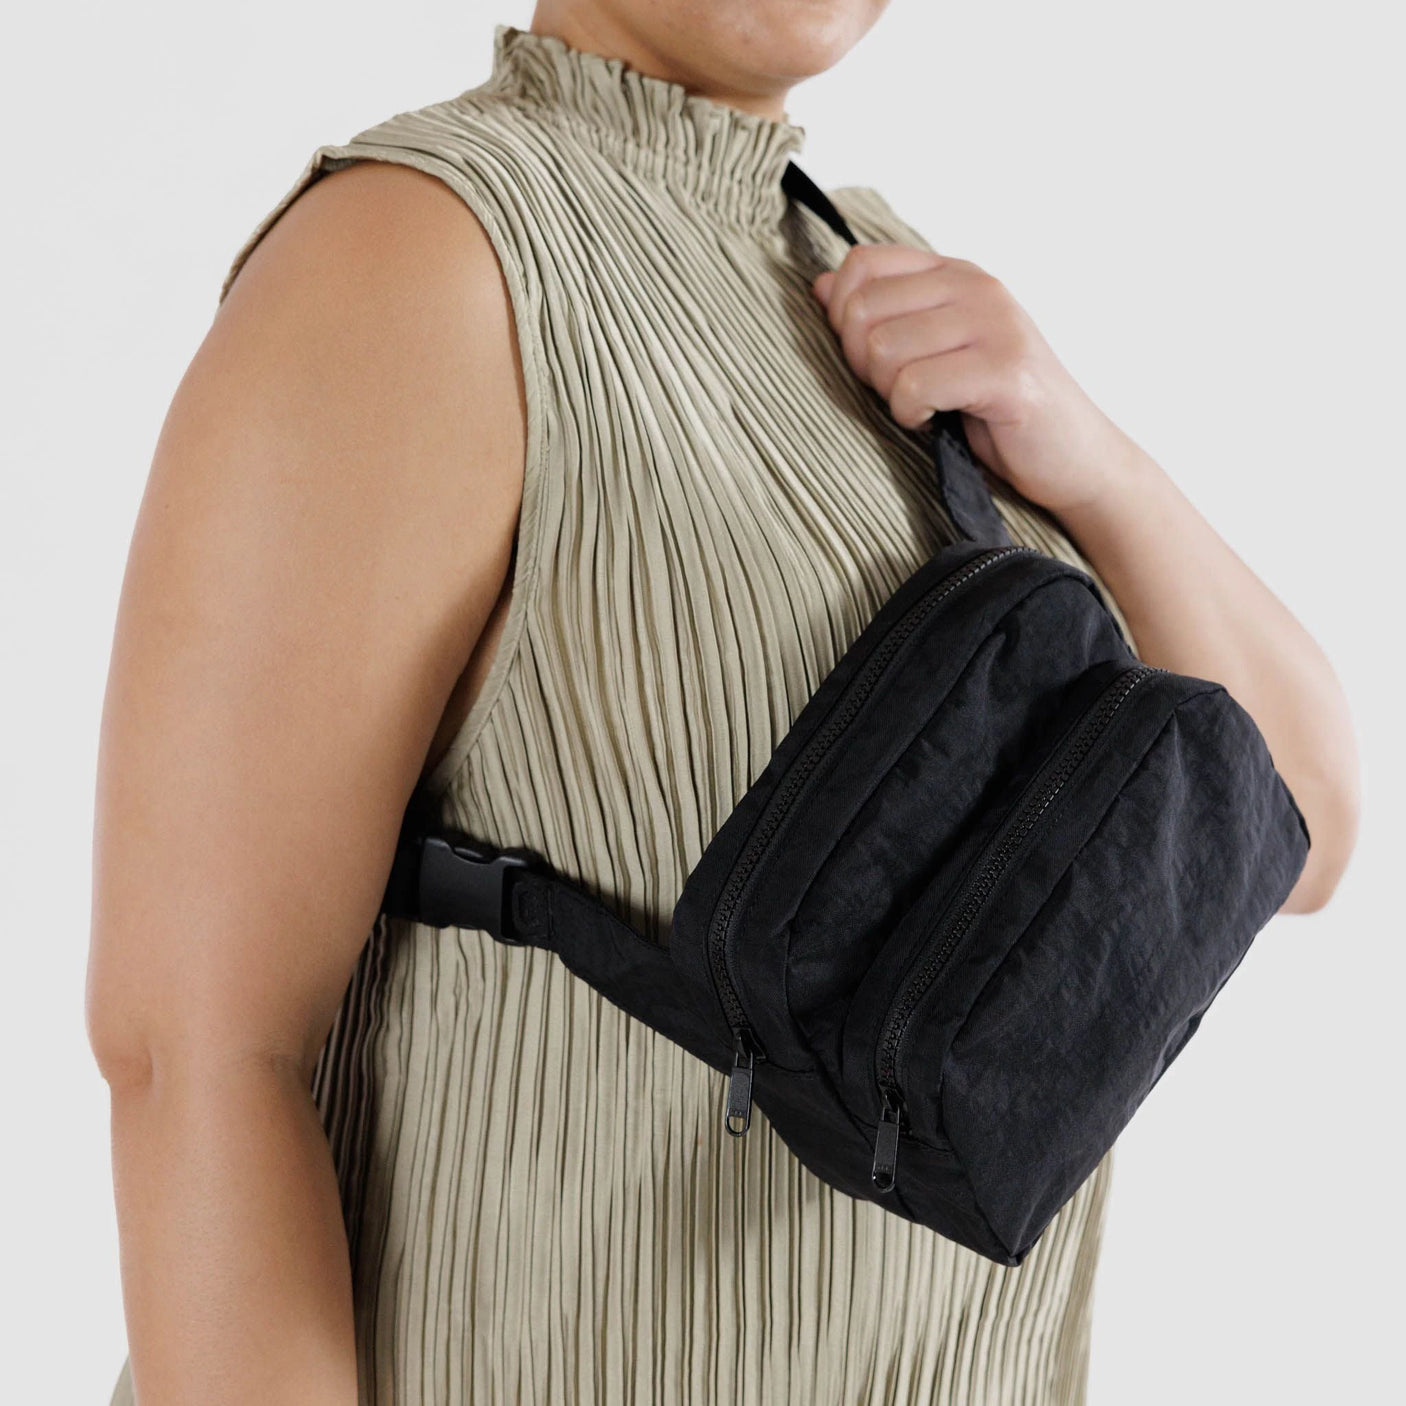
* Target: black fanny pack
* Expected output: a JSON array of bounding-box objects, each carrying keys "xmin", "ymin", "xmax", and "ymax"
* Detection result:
[{"xmin": 380, "ymin": 162, "xmax": 1311, "ymax": 1267}]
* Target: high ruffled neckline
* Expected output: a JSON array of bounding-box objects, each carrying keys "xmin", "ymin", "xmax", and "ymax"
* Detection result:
[{"xmin": 482, "ymin": 23, "xmax": 808, "ymax": 233}]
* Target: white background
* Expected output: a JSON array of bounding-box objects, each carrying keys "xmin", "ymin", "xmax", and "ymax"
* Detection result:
[{"xmin": 3, "ymin": 1, "xmax": 1401, "ymax": 1401}]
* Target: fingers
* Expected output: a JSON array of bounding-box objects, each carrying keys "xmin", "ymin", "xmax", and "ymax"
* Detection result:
[
  {"xmin": 849, "ymin": 300, "xmax": 975, "ymax": 391},
  {"xmin": 888, "ymin": 344, "xmax": 997, "ymax": 430},
  {"xmin": 812, "ymin": 245, "xmax": 1022, "ymax": 429},
  {"xmin": 816, "ymin": 248, "xmax": 994, "ymax": 377},
  {"xmin": 814, "ymin": 244, "xmax": 941, "ymax": 328}
]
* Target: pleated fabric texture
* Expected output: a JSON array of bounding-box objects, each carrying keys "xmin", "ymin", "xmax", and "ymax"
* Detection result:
[{"xmin": 109, "ymin": 24, "xmax": 1133, "ymax": 1405}]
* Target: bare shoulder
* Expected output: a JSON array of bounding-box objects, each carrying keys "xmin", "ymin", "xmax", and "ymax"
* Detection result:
[
  {"xmin": 212, "ymin": 156, "xmax": 527, "ymax": 507},
  {"xmin": 221, "ymin": 156, "xmax": 509, "ymax": 312},
  {"xmin": 87, "ymin": 157, "xmax": 525, "ymax": 1079}
]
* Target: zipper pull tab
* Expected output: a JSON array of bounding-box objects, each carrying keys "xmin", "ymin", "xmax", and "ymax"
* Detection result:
[
  {"xmin": 871, "ymin": 1091, "xmax": 903, "ymax": 1192},
  {"xmin": 724, "ymin": 1030, "xmax": 756, "ymax": 1137}
]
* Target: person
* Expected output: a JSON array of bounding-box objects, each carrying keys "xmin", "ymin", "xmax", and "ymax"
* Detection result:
[{"xmin": 87, "ymin": 6, "xmax": 1359, "ymax": 1404}]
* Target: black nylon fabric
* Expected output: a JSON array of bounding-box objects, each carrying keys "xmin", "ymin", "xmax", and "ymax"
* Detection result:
[
  {"xmin": 664, "ymin": 541, "xmax": 1310, "ymax": 1264},
  {"xmin": 381, "ymin": 160, "xmax": 1312, "ymax": 1267}
]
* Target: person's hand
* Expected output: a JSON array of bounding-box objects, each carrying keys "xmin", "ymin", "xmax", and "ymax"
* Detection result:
[{"xmin": 812, "ymin": 245, "xmax": 1136, "ymax": 517}]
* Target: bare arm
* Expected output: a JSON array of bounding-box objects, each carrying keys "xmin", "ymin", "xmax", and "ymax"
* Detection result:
[
  {"xmin": 813, "ymin": 245, "xmax": 1360, "ymax": 914},
  {"xmin": 1053, "ymin": 432, "xmax": 1359, "ymax": 914},
  {"xmin": 86, "ymin": 160, "xmax": 526, "ymax": 1404}
]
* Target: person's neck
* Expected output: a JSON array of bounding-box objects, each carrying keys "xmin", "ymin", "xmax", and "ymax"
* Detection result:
[{"xmin": 527, "ymin": 9, "xmax": 793, "ymax": 123}]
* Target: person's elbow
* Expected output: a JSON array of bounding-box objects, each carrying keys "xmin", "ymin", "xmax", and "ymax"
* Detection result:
[
  {"xmin": 86, "ymin": 980, "xmax": 156, "ymax": 1096},
  {"xmin": 85, "ymin": 949, "xmax": 319, "ymax": 1102}
]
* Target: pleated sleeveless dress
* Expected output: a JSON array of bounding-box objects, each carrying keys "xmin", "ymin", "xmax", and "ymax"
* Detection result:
[{"xmin": 110, "ymin": 23, "xmax": 1132, "ymax": 1405}]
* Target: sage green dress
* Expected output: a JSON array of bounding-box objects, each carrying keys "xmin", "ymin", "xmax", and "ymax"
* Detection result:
[{"xmin": 111, "ymin": 23, "xmax": 1126, "ymax": 1405}]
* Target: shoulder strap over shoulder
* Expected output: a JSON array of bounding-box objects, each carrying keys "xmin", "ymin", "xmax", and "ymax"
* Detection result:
[{"xmin": 781, "ymin": 161, "xmax": 1010, "ymax": 549}]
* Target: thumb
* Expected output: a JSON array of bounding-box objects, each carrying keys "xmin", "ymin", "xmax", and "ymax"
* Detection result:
[{"xmin": 960, "ymin": 413, "xmax": 1005, "ymax": 477}]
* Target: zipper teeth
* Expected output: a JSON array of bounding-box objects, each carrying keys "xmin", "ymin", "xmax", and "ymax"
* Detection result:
[
  {"xmin": 875, "ymin": 662, "xmax": 1157, "ymax": 1097},
  {"xmin": 705, "ymin": 545, "xmax": 1035, "ymax": 1038}
]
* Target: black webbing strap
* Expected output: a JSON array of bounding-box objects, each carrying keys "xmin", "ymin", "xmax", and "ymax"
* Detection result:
[
  {"xmin": 780, "ymin": 160, "xmax": 1010, "ymax": 549},
  {"xmin": 380, "ymin": 820, "xmax": 727, "ymax": 1065}
]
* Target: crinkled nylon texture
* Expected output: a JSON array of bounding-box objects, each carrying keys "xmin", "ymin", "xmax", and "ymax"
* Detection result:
[
  {"xmin": 110, "ymin": 23, "xmax": 1141, "ymax": 1406},
  {"xmin": 934, "ymin": 679, "xmax": 1307, "ymax": 1256}
]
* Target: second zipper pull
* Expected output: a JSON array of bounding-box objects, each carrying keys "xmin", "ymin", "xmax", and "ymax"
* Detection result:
[
  {"xmin": 871, "ymin": 1090, "xmax": 903, "ymax": 1191},
  {"xmin": 724, "ymin": 1029, "xmax": 757, "ymax": 1136}
]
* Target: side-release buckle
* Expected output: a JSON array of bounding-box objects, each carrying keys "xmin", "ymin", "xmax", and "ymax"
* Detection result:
[{"xmin": 412, "ymin": 831, "xmax": 536, "ymax": 943}]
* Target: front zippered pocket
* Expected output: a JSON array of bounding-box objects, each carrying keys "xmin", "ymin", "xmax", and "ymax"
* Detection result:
[
  {"xmin": 869, "ymin": 661, "xmax": 1158, "ymax": 1191},
  {"xmin": 705, "ymin": 545, "xmax": 1038, "ymax": 1137}
]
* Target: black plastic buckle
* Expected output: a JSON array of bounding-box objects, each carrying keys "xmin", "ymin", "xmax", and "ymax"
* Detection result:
[{"xmin": 417, "ymin": 832, "xmax": 535, "ymax": 943}]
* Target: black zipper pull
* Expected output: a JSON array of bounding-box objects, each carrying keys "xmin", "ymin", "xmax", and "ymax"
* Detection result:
[
  {"xmin": 871, "ymin": 1090, "xmax": 903, "ymax": 1192},
  {"xmin": 725, "ymin": 1029, "xmax": 757, "ymax": 1137}
]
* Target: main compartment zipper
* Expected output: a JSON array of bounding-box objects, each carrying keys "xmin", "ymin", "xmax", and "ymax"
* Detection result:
[
  {"xmin": 869, "ymin": 661, "xmax": 1157, "ymax": 1192},
  {"xmin": 707, "ymin": 545, "xmax": 1037, "ymax": 1138}
]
